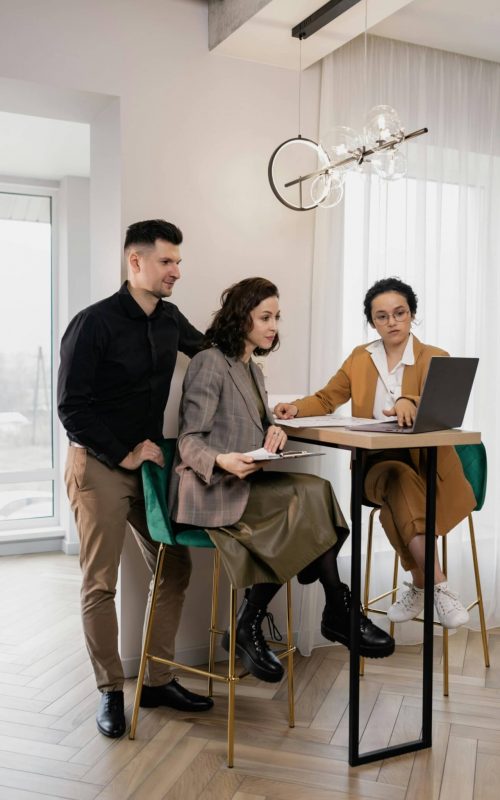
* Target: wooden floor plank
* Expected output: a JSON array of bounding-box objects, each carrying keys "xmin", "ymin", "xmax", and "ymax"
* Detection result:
[
  {"xmin": 440, "ymin": 736, "xmax": 477, "ymax": 800},
  {"xmin": 474, "ymin": 751, "xmax": 500, "ymax": 800},
  {"xmin": 0, "ymin": 765, "xmax": 102, "ymax": 800}
]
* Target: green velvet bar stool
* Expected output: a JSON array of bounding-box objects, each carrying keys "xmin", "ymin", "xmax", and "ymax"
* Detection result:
[
  {"xmin": 128, "ymin": 438, "xmax": 295, "ymax": 767},
  {"xmin": 361, "ymin": 443, "xmax": 490, "ymax": 696}
]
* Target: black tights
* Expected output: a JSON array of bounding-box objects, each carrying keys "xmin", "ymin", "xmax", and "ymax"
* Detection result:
[{"xmin": 247, "ymin": 527, "xmax": 349, "ymax": 610}]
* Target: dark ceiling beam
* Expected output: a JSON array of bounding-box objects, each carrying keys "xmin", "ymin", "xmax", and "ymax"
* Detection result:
[{"xmin": 292, "ymin": 0, "xmax": 363, "ymax": 40}]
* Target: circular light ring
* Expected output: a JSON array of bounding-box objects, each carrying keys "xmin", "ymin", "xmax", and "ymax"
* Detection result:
[{"xmin": 268, "ymin": 136, "xmax": 329, "ymax": 211}]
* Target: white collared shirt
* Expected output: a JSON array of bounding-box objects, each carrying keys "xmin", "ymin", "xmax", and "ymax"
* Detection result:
[{"xmin": 366, "ymin": 334, "xmax": 415, "ymax": 419}]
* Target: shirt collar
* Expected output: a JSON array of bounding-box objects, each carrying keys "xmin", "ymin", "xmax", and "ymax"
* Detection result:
[
  {"xmin": 118, "ymin": 281, "xmax": 164, "ymax": 320},
  {"xmin": 365, "ymin": 333, "xmax": 415, "ymax": 366}
]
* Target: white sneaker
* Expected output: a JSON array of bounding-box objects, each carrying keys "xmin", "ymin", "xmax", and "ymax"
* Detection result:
[
  {"xmin": 387, "ymin": 582, "xmax": 425, "ymax": 622},
  {"xmin": 433, "ymin": 582, "xmax": 469, "ymax": 629}
]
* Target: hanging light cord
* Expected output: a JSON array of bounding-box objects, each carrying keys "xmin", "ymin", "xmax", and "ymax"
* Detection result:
[
  {"xmin": 364, "ymin": 0, "xmax": 368, "ymax": 113},
  {"xmin": 298, "ymin": 36, "xmax": 303, "ymax": 137}
]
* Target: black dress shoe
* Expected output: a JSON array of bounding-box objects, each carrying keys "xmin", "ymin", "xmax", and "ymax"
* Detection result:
[
  {"xmin": 140, "ymin": 678, "xmax": 214, "ymax": 711},
  {"xmin": 321, "ymin": 583, "xmax": 395, "ymax": 659},
  {"xmin": 221, "ymin": 598, "xmax": 284, "ymax": 683},
  {"xmin": 96, "ymin": 690, "xmax": 126, "ymax": 738}
]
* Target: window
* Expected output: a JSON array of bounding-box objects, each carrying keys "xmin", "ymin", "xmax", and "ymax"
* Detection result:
[{"xmin": 0, "ymin": 188, "xmax": 57, "ymax": 531}]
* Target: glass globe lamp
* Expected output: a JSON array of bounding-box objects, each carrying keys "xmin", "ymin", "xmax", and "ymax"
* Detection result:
[
  {"xmin": 371, "ymin": 148, "xmax": 407, "ymax": 180},
  {"xmin": 364, "ymin": 105, "xmax": 404, "ymax": 149},
  {"xmin": 319, "ymin": 126, "xmax": 363, "ymax": 176},
  {"xmin": 310, "ymin": 173, "xmax": 344, "ymax": 208}
]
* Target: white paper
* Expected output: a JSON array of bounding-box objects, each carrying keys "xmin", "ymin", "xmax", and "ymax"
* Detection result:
[
  {"xmin": 274, "ymin": 415, "xmax": 396, "ymax": 429},
  {"xmin": 244, "ymin": 447, "xmax": 324, "ymax": 461}
]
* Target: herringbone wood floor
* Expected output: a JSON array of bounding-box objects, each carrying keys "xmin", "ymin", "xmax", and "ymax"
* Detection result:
[{"xmin": 0, "ymin": 552, "xmax": 499, "ymax": 800}]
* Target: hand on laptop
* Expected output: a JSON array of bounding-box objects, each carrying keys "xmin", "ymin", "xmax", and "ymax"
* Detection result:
[{"xmin": 384, "ymin": 398, "xmax": 417, "ymax": 428}]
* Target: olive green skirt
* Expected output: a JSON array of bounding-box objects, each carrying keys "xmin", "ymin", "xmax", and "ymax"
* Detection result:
[{"xmin": 207, "ymin": 471, "xmax": 348, "ymax": 588}]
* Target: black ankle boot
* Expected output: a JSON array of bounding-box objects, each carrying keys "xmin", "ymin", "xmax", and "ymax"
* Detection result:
[
  {"xmin": 321, "ymin": 583, "xmax": 395, "ymax": 659},
  {"xmin": 221, "ymin": 598, "xmax": 284, "ymax": 683}
]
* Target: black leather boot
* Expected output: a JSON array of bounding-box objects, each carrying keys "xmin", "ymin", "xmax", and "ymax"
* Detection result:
[
  {"xmin": 221, "ymin": 598, "xmax": 284, "ymax": 683},
  {"xmin": 321, "ymin": 583, "xmax": 395, "ymax": 658}
]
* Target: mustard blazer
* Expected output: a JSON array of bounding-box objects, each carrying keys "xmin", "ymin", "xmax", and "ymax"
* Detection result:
[{"xmin": 293, "ymin": 336, "xmax": 475, "ymax": 534}]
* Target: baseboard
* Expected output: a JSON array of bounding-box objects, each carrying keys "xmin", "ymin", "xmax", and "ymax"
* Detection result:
[
  {"xmin": 0, "ymin": 535, "xmax": 65, "ymax": 556},
  {"xmin": 62, "ymin": 540, "xmax": 80, "ymax": 555}
]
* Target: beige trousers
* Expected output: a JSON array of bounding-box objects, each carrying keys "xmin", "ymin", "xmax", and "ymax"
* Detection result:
[
  {"xmin": 364, "ymin": 459, "xmax": 430, "ymax": 572},
  {"xmin": 65, "ymin": 446, "xmax": 192, "ymax": 692}
]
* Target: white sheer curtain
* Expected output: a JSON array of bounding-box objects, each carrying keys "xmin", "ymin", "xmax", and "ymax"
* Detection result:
[{"xmin": 297, "ymin": 35, "xmax": 500, "ymax": 654}]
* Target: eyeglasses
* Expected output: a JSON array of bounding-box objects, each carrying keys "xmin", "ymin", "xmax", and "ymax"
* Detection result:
[{"xmin": 373, "ymin": 309, "xmax": 410, "ymax": 325}]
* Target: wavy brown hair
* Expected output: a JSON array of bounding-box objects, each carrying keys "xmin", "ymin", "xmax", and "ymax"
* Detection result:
[{"xmin": 204, "ymin": 277, "xmax": 280, "ymax": 358}]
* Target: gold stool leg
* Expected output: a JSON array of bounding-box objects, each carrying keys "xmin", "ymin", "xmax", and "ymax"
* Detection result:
[
  {"xmin": 390, "ymin": 552, "xmax": 398, "ymax": 641},
  {"xmin": 468, "ymin": 514, "xmax": 490, "ymax": 668},
  {"xmin": 129, "ymin": 544, "xmax": 166, "ymax": 739},
  {"xmin": 442, "ymin": 536, "xmax": 449, "ymax": 697},
  {"xmin": 360, "ymin": 507, "xmax": 377, "ymax": 677},
  {"xmin": 227, "ymin": 586, "xmax": 237, "ymax": 768},
  {"xmin": 286, "ymin": 580, "xmax": 295, "ymax": 728},
  {"xmin": 207, "ymin": 551, "xmax": 221, "ymax": 697}
]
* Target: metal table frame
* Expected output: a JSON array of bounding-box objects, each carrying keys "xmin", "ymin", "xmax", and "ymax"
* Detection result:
[{"xmin": 288, "ymin": 427, "xmax": 480, "ymax": 766}]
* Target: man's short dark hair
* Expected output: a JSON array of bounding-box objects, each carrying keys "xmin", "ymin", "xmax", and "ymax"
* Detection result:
[{"xmin": 124, "ymin": 219, "xmax": 183, "ymax": 250}]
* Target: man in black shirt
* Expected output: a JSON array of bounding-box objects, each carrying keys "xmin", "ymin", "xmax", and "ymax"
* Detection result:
[{"xmin": 58, "ymin": 219, "xmax": 212, "ymax": 739}]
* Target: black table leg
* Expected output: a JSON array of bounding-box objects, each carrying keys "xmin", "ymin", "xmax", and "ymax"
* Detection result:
[
  {"xmin": 422, "ymin": 445, "xmax": 437, "ymax": 747},
  {"xmin": 348, "ymin": 447, "xmax": 363, "ymax": 764},
  {"xmin": 349, "ymin": 446, "xmax": 436, "ymax": 766}
]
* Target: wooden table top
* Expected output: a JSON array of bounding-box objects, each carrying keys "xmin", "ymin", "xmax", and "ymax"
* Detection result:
[{"xmin": 284, "ymin": 425, "xmax": 481, "ymax": 450}]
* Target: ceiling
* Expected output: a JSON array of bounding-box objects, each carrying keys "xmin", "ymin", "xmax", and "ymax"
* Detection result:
[
  {"xmin": 373, "ymin": 0, "xmax": 500, "ymax": 64},
  {"xmin": 210, "ymin": 0, "xmax": 500, "ymax": 69}
]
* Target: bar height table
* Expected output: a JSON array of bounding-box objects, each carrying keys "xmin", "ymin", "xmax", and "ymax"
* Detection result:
[{"xmin": 284, "ymin": 425, "xmax": 481, "ymax": 766}]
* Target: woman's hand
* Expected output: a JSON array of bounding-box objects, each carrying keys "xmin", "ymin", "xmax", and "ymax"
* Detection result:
[
  {"xmin": 383, "ymin": 398, "xmax": 417, "ymax": 427},
  {"xmin": 274, "ymin": 402, "xmax": 298, "ymax": 420},
  {"xmin": 215, "ymin": 452, "xmax": 261, "ymax": 479},
  {"xmin": 263, "ymin": 424, "xmax": 287, "ymax": 453}
]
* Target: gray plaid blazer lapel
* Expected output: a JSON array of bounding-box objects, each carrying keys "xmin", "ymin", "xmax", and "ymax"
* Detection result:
[{"xmin": 224, "ymin": 355, "xmax": 266, "ymax": 431}]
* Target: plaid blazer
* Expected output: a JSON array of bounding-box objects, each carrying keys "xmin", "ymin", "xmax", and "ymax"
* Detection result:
[{"xmin": 169, "ymin": 347, "xmax": 274, "ymax": 527}]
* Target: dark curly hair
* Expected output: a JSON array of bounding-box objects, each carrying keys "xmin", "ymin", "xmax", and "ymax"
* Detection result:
[
  {"xmin": 204, "ymin": 277, "xmax": 280, "ymax": 358},
  {"xmin": 363, "ymin": 277, "xmax": 418, "ymax": 324}
]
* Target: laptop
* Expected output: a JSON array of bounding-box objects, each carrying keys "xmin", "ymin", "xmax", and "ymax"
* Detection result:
[{"xmin": 350, "ymin": 356, "xmax": 479, "ymax": 434}]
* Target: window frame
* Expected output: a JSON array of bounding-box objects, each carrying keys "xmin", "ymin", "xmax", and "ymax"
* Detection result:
[{"xmin": 0, "ymin": 180, "xmax": 59, "ymax": 535}]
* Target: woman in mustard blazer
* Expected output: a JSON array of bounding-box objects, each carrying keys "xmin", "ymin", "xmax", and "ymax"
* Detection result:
[
  {"xmin": 275, "ymin": 277, "xmax": 475, "ymax": 629},
  {"xmin": 170, "ymin": 278, "xmax": 394, "ymax": 683}
]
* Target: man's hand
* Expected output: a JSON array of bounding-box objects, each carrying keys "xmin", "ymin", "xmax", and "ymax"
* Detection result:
[
  {"xmin": 119, "ymin": 439, "xmax": 165, "ymax": 470},
  {"xmin": 274, "ymin": 402, "xmax": 298, "ymax": 420},
  {"xmin": 263, "ymin": 424, "xmax": 287, "ymax": 453},
  {"xmin": 215, "ymin": 452, "xmax": 261, "ymax": 479},
  {"xmin": 383, "ymin": 398, "xmax": 417, "ymax": 427}
]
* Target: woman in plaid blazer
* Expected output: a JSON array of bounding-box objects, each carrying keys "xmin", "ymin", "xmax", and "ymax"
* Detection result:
[{"xmin": 169, "ymin": 277, "xmax": 394, "ymax": 683}]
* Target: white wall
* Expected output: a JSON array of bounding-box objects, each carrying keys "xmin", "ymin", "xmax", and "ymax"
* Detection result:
[{"xmin": 0, "ymin": 0, "xmax": 321, "ymax": 666}]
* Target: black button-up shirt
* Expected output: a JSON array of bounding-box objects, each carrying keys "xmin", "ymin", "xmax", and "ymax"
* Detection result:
[{"xmin": 57, "ymin": 282, "xmax": 202, "ymax": 467}]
